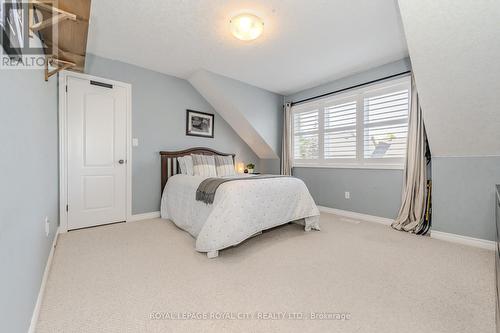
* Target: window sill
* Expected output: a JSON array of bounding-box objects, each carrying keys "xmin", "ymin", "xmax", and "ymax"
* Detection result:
[{"xmin": 292, "ymin": 163, "xmax": 404, "ymax": 170}]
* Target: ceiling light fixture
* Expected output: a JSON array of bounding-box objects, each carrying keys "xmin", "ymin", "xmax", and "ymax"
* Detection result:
[{"xmin": 229, "ymin": 14, "xmax": 264, "ymax": 41}]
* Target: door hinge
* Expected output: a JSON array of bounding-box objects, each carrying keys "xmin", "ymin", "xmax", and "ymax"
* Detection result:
[
  {"xmin": 65, "ymin": 85, "xmax": 68, "ymax": 93},
  {"xmin": 66, "ymin": 204, "xmax": 69, "ymax": 212}
]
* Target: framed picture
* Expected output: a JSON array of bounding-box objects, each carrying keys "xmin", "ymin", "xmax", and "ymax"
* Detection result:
[{"xmin": 186, "ymin": 110, "xmax": 214, "ymax": 138}]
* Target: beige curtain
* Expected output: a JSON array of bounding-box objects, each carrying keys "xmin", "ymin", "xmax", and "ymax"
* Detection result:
[
  {"xmin": 392, "ymin": 77, "xmax": 427, "ymax": 233},
  {"xmin": 281, "ymin": 103, "xmax": 293, "ymax": 175}
]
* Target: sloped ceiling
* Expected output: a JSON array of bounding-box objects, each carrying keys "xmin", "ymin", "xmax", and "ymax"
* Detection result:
[
  {"xmin": 398, "ymin": 0, "xmax": 500, "ymax": 157},
  {"xmin": 86, "ymin": 0, "xmax": 409, "ymax": 161},
  {"xmin": 189, "ymin": 70, "xmax": 281, "ymax": 159},
  {"xmin": 87, "ymin": 0, "xmax": 408, "ymax": 95}
]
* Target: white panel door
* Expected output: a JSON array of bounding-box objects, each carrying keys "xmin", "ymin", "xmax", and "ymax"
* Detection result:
[{"xmin": 67, "ymin": 77, "xmax": 128, "ymax": 230}]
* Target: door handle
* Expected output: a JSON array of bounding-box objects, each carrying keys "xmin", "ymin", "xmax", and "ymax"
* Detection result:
[{"xmin": 118, "ymin": 159, "xmax": 126, "ymax": 164}]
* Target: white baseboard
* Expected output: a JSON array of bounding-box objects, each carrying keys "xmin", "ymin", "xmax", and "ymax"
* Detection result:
[
  {"xmin": 127, "ymin": 211, "xmax": 161, "ymax": 222},
  {"xmin": 318, "ymin": 206, "xmax": 495, "ymax": 251},
  {"xmin": 317, "ymin": 206, "xmax": 394, "ymax": 226},
  {"xmin": 28, "ymin": 227, "xmax": 61, "ymax": 333},
  {"xmin": 430, "ymin": 230, "xmax": 495, "ymax": 251}
]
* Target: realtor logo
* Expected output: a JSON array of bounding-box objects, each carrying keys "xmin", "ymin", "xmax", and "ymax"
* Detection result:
[{"xmin": 0, "ymin": 0, "xmax": 57, "ymax": 69}]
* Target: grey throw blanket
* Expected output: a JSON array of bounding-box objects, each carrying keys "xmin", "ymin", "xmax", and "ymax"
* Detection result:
[{"xmin": 196, "ymin": 175, "xmax": 289, "ymax": 204}]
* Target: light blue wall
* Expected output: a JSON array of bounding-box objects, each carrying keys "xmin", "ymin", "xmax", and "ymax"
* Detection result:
[
  {"xmin": 285, "ymin": 58, "xmax": 412, "ymax": 104},
  {"xmin": 191, "ymin": 70, "xmax": 283, "ymax": 157},
  {"xmin": 285, "ymin": 58, "xmax": 411, "ymax": 219},
  {"xmin": 432, "ymin": 156, "xmax": 500, "ymax": 241},
  {"xmin": 0, "ymin": 70, "xmax": 59, "ymax": 333},
  {"xmin": 260, "ymin": 158, "xmax": 281, "ymax": 175},
  {"xmin": 85, "ymin": 54, "xmax": 260, "ymax": 214},
  {"xmin": 294, "ymin": 167, "xmax": 403, "ymax": 219},
  {"xmin": 287, "ymin": 58, "xmax": 498, "ymax": 241},
  {"xmin": 188, "ymin": 70, "xmax": 283, "ymax": 173}
]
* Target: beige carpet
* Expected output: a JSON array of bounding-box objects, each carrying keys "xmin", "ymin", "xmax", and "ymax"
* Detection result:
[{"xmin": 36, "ymin": 213, "xmax": 495, "ymax": 333}]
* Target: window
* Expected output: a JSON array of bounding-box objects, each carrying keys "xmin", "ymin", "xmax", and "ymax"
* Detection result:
[
  {"xmin": 293, "ymin": 109, "xmax": 319, "ymax": 160},
  {"xmin": 292, "ymin": 76, "xmax": 410, "ymax": 169}
]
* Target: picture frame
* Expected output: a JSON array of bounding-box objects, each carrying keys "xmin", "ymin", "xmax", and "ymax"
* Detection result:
[{"xmin": 186, "ymin": 109, "xmax": 214, "ymax": 138}]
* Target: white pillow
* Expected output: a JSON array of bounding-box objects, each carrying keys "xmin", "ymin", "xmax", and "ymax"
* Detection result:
[
  {"xmin": 191, "ymin": 154, "xmax": 217, "ymax": 177},
  {"xmin": 177, "ymin": 157, "xmax": 186, "ymax": 175},
  {"xmin": 215, "ymin": 155, "xmax": 236, "ymax": 177},
  {"xmin": 177, "ymin": 156, "xmax": 194, "ymax": 176},
  {"xmin": 183, "ymin": 156, "xmax": 194, "ymax": 176}
]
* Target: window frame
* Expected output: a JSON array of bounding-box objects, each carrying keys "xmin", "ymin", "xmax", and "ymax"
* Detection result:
[{"xmin": 291, "ymin": 76, "xmax": 411, "ymax": 170}]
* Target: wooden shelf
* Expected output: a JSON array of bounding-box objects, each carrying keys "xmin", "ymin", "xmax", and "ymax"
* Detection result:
[
  {"xmin": 45, "ymin": 57, "xmax": 75, "ymax": 81},
  {"xmin": 28, "ymin": 0, "xmax": 91, "ymax": 81},
  {"xmin": 30, "ymin": 0, "xmax": 77, "ymax": 32}
]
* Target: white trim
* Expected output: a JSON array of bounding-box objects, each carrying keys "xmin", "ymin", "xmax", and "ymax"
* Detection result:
[
  {"xmin": 58, "ymin": 72, "xmax": 67, "ymax": 232},
  {"xmin": 430, "ymin": 230, "xmax": 495, "ymax": 251},
  {"xmin": 293, "ymin": 163, "xmax": 404, "ymax": 170},
  {"xmin": 28, "ymin": 227, "xmax": 61, "ymax": 333},
  {"xmin": 58, "ymin": 71, "xmax": 133, "ymax": 232},
  {"xmin": 317, "ymin": 206, "xmax": 394, "ymax": 226},
  {"xmin": 125, "ymin": 80, "xmax": 133, "ymax": 222},
  {"xmin": 291, "ymin": 76, "xmax": 410, "ymax": 170},
  {"xmin": 432, "ymin": 155, "xmax": 500, "ymax": 158},
  {"xmin": 294, "ymin": 75, "xmax": 412, "ymax": 109},
  {"xmin": 128, "ymin": 211, "xmax": 161, "ymax": 222},
  {"xmin": 318, "ymin": 206, "xmax": 495, "ymax": 251}
]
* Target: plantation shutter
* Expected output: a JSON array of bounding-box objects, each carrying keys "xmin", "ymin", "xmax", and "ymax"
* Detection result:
[
  {"xmin": 293, "ymin": 109, "xmax": 319, "ymax": 160},
  {"xmin": 291, "ymin": 76, "xmax": 411, "ymax": 168},
  {"xmin": 324, "ymin": 100, "xmax": 357, "ymax": 159},
  {"xmin": 363, "ymin": 89, "xmax": 409, "ymax": 160}
]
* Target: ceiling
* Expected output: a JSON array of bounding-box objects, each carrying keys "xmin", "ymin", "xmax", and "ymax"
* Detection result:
[
  {"xmin": 398, "ymin": 0, "xmax": 500, "ymax": 156},
  {"xmin": 87, "ymin": 0, "xmax": 408, "ymax": 95}
]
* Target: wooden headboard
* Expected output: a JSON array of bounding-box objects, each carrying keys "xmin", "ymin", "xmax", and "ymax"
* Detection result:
[{"xmin": 160, "ymin": 147, "xmax": 236, "ymax": 192}]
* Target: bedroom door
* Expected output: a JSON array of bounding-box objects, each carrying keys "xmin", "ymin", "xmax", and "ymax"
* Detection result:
[{"xmin": 66, "ymin": 76, "xmax": 128, "ymax": 230}]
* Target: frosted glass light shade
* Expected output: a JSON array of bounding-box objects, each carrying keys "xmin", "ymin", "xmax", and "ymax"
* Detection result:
[{"xmin": 230, "ymin": 14, "xmax": 264, "ymax": 41}]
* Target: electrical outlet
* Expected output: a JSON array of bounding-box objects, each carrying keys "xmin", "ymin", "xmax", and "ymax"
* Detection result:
[
  {"xmin": 44, "ymin": 217, "xmax": 50, "ymax": 237},
  {"xmin": 345, "ymin": 191, "xmax": 350, "ymax": 199},
  {"xmin": 132, "ymin": 138, "xmax": 139, "ymax": 147}
]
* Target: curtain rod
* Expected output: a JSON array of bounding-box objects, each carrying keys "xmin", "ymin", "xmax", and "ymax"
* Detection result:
[{"xmin": 290, "ymin": 70, "xmax": 412, "ymax": 107}]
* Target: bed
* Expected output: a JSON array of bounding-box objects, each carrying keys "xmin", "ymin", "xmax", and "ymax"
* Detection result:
[{"xmin": 159, "ymin": 148, "xmax": 320, "ymax": 258}]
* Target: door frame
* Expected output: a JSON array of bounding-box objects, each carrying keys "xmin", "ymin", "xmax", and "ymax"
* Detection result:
[{"xmin": 58, "ymin": 71, "xmax": 133, "ymax": 233}]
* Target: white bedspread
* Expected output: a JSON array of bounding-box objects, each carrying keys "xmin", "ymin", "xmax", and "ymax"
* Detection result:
[{"xmin": 160, "ymin": 174, "xmax": 320, "ymax": 253}]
